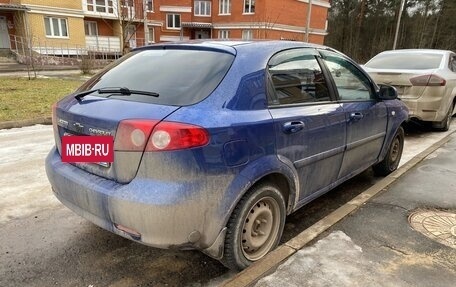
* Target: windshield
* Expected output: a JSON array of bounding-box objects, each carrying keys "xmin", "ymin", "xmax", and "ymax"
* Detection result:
[
  {"xmin": 77, "ymin": 49, "xmax": 235, "ymax": 106},
  {"xmin": 365, "ymin": 53, "xmax": 443, "ymax": 70}
]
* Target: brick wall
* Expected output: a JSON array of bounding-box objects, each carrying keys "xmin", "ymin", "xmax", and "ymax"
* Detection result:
[{"xmin": 85, "ymin": 17, "xmax": 116, "ymax": 37}]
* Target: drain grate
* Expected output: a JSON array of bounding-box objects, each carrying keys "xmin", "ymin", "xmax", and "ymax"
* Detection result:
[{"xmin": 409, "ymin": 210, "xmax": 456, "ymax": 249}]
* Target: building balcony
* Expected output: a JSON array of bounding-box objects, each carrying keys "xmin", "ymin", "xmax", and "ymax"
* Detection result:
[{"xmin": 86, "ymin": 35, "xmax": 121, "ymax": 52}]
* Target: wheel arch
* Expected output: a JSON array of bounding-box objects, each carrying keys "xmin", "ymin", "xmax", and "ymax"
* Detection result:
[
  {"xmin": 222, "ymin": 155, "xmax": 298, "ymax": 226},
  {"xmin": 378, "ymin": 102, "xmax": 409, "ymax": 163},
  {"xmin": 203, "ymin": 155, "xmax": 298, "ymax": 260}
]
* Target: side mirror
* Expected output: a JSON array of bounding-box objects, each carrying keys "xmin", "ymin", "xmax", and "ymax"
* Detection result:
[{"xmin": 378, "ymin": 85, "xmax": 398, "ymax": 100}]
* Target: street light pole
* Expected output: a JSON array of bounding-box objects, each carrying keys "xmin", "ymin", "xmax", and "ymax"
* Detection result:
[
  {"xmin": 393, "ymin": 0, "xmax": 406, "ymax": 50},
  {"xmin": 305, "ymin": 0, "xmax": 312, "ymax": 42},
  {"xmin": 144, "ymin": 0, "xmax": 149, "ymax": 45}
]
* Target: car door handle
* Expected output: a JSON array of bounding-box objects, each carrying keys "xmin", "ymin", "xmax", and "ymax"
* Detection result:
[
  {"xmin": 349, "ymin": 112, "xmax": 364, "ymax": 121},
  {"xmin": 283, "ymin": 121, "xmax": 305, "ymax": 134}
]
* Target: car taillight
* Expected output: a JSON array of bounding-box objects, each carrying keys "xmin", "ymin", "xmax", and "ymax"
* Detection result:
[
  {"xmin": 146, "ymin": 122, "xmax": 210, "ymax": 151},
  {"xmin": 410, "ymin": 74, "xmax": 446, "ymax": 86},
  {"xmin": 115, "ymin": 120, "xmax": 159, "ymax": 151},
  {"xmin": 115, "ymin": 120, "xmax": 210, "ymax": 152}
]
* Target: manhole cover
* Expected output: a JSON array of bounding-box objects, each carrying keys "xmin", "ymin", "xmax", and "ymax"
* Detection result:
[{"xmin": 409, "ymin": 210, "xmax": 456, "ymax": 249}]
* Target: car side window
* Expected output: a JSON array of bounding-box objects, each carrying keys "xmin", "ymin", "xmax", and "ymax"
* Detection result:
[
  {"xmin": 320, "ymin": 51, "xmax": 374, "ymax": 101},
  {"xmin": 450, "ymin": 55, "xmax": 456, "ymax": 72},
  {"xmin": 267, "ymin": 49, "xmax": 331, "ymax": 105}
]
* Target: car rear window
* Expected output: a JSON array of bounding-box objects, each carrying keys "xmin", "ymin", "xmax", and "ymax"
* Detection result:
[
  {"xmin": 77, "ymin": 49, "xmax": 235, "ymax": 106},
  {"xmin": 365, "ymin": 53, "xmax": 443, "ymax": 70}
]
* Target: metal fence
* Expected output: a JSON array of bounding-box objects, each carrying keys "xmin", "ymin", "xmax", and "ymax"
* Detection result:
[{"xmin": 9, "ymin": 34, "xmax": 123, "ymax": 61}]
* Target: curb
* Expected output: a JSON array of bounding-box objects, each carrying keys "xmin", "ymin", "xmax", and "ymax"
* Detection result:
[
  {"xmin": 221, "ymin": 131, "xmax": 455, "ymax": 287},
  {"xmin": 0, "ymin": 117, "xmax": 51, "ymax": 130}
]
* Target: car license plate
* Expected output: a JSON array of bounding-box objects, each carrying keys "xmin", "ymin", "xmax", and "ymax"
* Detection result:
[{"xmin": 61, "ymin": 135, "xmax": 114, "ymax": 166}]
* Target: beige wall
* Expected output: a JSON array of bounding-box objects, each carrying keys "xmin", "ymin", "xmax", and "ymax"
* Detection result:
[
  {"xmin": 28, "ymin": 13, "xmax": 85, "ymax": 47},
  {"xmin": 19, "ymin": 0, "xmax": 82, "ymax": 10}
]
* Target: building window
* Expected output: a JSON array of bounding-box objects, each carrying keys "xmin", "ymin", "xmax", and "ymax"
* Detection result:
[
  {"xmin": 146, "ymin": 0, "xmax": 153, "ymax": 12},
  {"xmin": 166, "ymin": 14, "xmax": 181, "ymax": 29},
  {"xmin": 86, "ymin": 0, "xmax": 114, "ymax": 14},
  {"xmin": 44, "ymin": 17, "xmax": 68, "ymax": 38},
  {"xmin": 219, "ymin": 0, "xmax": 231, "ymax": 15},
  {"xmin": 243, "ymin": 0, "xmax": 255, "ymax": 14},
  {"xmin": 218, "ymin": 30, "xmax": 230, "ymax": 39},
  {"xmin": 84, "ymin": 21, "xmax": 98, "ymax": 36},
  {"xmin": 194, "ymin": 1, "xmax": 211, "ymax": 16},
  {"xmin": 121, "ymin": 0, "xmax": 134, "ymax": 7},
  {"xmin": 121, "ymin": 0, "xmax": 135, "ymax": 19},
  {"xmin": 242, "ymin": 30, "xmax": 253, "ymax": 40}
]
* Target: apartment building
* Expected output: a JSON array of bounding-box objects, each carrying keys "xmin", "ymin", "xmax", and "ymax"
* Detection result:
[{"xmin": 0, "ymin": 0, "xmax": 330, "ymax": 56}]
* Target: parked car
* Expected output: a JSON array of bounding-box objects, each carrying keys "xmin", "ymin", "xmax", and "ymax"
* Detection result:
[
  {"xmin": 45, "ymin": 41, "xmax": 408, "ymax": 270},
  {"xmin": 363, "ymin": 49, "xmax": 456, "ymax": 131}
]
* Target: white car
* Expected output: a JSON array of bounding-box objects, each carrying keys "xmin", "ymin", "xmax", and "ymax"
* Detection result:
[{"xmin": 364, "ymin": 49, "xmax": 456, "ymax": 130}]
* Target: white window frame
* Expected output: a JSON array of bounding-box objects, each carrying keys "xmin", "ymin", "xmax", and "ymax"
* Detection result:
[
  {"xmin": 194, "ymin": 1, "xmax": 211, "ymax": 17},
  {"xmin": 242, "ymin": 30, "xmax": 253, "ymax": 40},
  {"xmin": 166, "ymin": 13, "xmax": 181, "ymax": 29},
  {"xmin": 218, "ymin": 30, "xmax": 230, "ymax": 39},
  {"xmin": 44, "ymin": 17, "xmax": 69, "ymax": 38},
  {"xmin": 84, "ymin": 21, "xmax": 98, "ymax": 36},
  {"xmin": 121, "ymin": 0, "xmax": 134, "ymax": 7},
  {"xmin": 219, "ymin": 0, "xmax": 231, "ymax": 15},
  {"xmin": 86, "ymin": 0, "xmax": 115, "ymax": 14},
  {"xmin": 243, "ymin": 0, "xmax": 255, "ymax": 14},
  {"xmin": 146, "ymin": 0, "xmax": 154, "ymax": 12},
  {"xmin": 147, "ymin": 26, "xmax": 155, "ymax": 44}
]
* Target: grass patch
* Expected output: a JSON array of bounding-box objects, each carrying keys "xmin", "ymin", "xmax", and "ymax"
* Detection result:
[{"xmin": 0, "ymin": 77, "xmax": 83, "ymax": 122}]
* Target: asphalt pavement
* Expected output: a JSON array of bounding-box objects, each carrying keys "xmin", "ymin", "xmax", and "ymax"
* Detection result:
[
  {"xmin": 254, "ymin": 133, "xmax": 456, "ymax": 286},
  {"xmin": 1, "ymin": 124, "xmax": 455, "ymax": 287}
]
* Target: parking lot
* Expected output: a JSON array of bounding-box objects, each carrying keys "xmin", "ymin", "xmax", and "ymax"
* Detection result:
[{"xmin": 0, "ymin": 122, "xmax": 454, "ymax": 287}]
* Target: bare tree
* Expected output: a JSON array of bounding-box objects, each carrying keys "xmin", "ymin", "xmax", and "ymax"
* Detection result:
[
  {"xmin": 13, "ymin": 11, "xmax": 36, "ymax": 79},
  {"xmin": 119, "ymin": 0, "xmax": 145, "ymax": 54},
  {"xmin": 250, "ymin": 5, "xmax": 282, "ymax": 40}
]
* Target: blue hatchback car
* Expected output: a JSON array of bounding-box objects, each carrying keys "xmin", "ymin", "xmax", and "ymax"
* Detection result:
[{"xmin": 46, "ymin": 41, "xmax": 408, "ymax": 270}]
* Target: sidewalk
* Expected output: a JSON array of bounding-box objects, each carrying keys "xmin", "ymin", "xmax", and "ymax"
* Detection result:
[
  {"xmin": 222, "ymin": 128, "xmax": 456, "ymax": 287},
  {"xmin": 254, "ymin": 133, "xmax": 456, "ymax": 286},
  {"xmin": 0, "ymin": 57, "xmax": 79, "ymax": 74}
]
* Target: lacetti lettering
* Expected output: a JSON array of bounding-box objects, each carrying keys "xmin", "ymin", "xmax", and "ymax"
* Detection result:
[
  {"xmin": 62, "ymin": 136, "xmax": 114, "ymax": 163},
  {"xmin": 89, "ymin": 128, "xmax": 112, "ymax": 136}
]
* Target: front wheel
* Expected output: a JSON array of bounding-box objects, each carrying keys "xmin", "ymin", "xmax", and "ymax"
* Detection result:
[
  {"xmin": 221, "ymin": 183, "xmax": 286, "ymax": 270},
  {"xmin": 373, "ymin": 126, "xmax": 404, "ymax": 176}
]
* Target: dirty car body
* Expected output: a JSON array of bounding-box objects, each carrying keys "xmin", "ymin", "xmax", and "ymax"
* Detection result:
[
  {"xmin": 364, "ymin": 49, "xmax": 456, "ymax": 131},
  {"xmin": 45, "ymin": 41, "xmax": 408, "ymax": 269}
]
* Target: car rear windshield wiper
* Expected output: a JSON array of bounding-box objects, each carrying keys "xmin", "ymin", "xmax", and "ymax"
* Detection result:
[{"xmin": 75, "ymin": 87, "xmax": 159, "ymax": 101}]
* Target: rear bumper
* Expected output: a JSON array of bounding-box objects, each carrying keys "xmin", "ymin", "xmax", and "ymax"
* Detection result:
[
  {"xmin": 400, "ymin": 87, "xmax": 448, "ymax": 122},
  {"xmin": 45, "ymin": 147, "xmax": 219, "ymax": 250}
]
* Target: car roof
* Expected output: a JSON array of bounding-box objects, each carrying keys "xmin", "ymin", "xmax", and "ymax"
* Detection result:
[
  {"xmin": 133, "ymin": 40, "xmax": 332, "ymax": 55},
  {"xmin": 379, "ymin": 49, "xmax": 453, "ymax": 55}
]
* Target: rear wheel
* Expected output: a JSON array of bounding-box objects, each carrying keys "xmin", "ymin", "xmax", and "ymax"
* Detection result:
[
  {"xmin": 433, "ymin": 103, "xmax": 454, "ymax": 131},
  {"xmin": 222, "ymin": 183, "xmax": 286, "ymax": 270},
  {"xmin": 373, "ymin": 126, "xmax": 404, "ymax": 176}
]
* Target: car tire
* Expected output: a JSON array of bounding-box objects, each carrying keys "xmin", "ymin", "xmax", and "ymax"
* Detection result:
[
  {"xmin": 221, "ymin": 183, "xmax": 286, "ymax": 270},
  {"xmin": 433, "ymin": 103, "xmax": 454, "ymax": 131},
  {"xmin": 373, "ymin": 126, "xmax": 404, "ymax": 176}
]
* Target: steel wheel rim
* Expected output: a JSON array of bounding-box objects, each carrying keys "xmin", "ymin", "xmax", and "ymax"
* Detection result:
[
  {"xmin": 390, "ymin": 137, "xmax": 400, "ymax": 163},
  {"xmin": 241, "ymin": 196, "xmax": 281, "ymax": 261}
]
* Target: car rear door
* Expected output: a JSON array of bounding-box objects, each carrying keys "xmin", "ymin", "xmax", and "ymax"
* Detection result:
[
  {"xmin": 319, "ymin": 50, "xmax": 388, "ymax": 179},
  {"xmin": 267, "ymin": 48, "xmax": 346, "ymax": 203}
]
